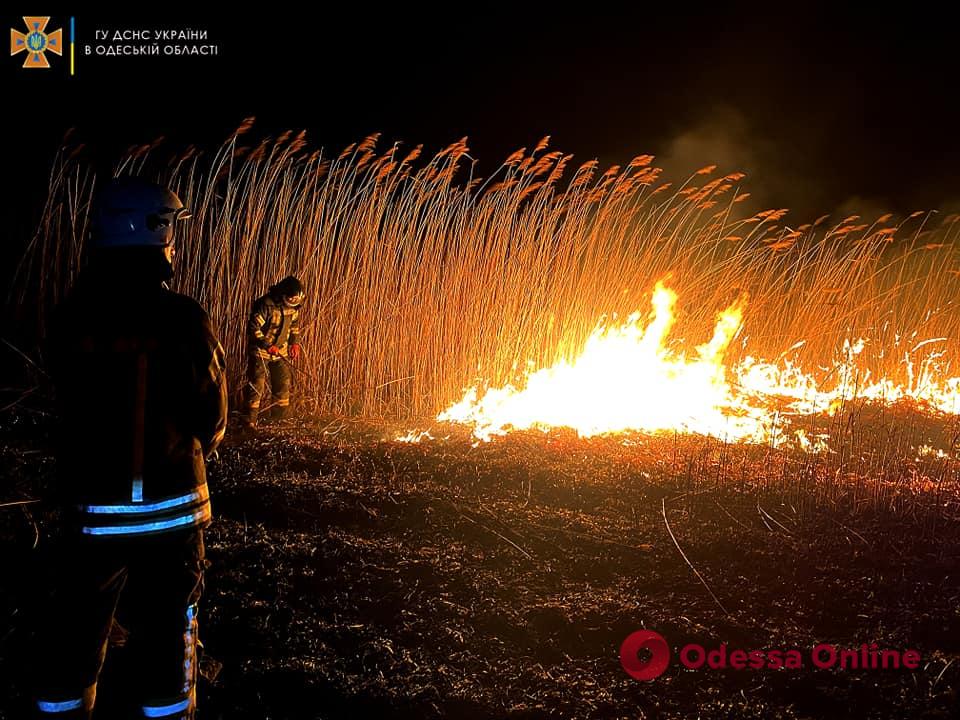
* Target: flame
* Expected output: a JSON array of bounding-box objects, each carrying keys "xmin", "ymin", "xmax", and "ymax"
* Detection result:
[
  {"xmin": 396, "ymin": 429, "xmax": 435, "ymax": 443},
  {"xmin": 435, "ymin": 282, "xmax": 960, "ymax": 445}
]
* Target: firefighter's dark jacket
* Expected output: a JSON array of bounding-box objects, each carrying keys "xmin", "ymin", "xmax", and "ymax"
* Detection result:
[
  {"xmin": 247, "ymin": 291, "xmax": 300, "ymax": 358},
  {"xmin": 47, "ymin": 253, "xmax": 227, "ymax": 537}
]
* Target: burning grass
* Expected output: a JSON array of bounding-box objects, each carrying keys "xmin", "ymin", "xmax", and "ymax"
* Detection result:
[
  {"xmin": 3, "ymin": 125, "xmax": 960, "ymax": 716},
  {"xmin": 8, "ymin": 124, "xmax": 960, "ymax": 430}
]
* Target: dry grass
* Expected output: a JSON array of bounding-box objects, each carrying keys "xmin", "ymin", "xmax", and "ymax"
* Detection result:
[{"xmin": 10, "ymin": 122, "xmax": 960, "ymax": 419}]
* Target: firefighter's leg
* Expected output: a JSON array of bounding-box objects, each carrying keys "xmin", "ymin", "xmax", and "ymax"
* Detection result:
[
  {"xmin": 268, "ymin": 359, "xmax": 292, "ymax": 420},
  {"xmin": 123, "ymin": 531, "xmax": 205, "ymax": 720},
  {"xmin": 243, "ymin": 352, "xmax": 268, "ymax": 426},
  {"xmin": 32, "ymin": 541, "xmax": 127, "ymax": 719}
]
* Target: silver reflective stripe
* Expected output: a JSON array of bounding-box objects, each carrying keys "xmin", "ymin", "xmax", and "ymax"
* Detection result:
[
  {"xmin": 142, "ymin": 696, "xmax": 192, "ymax": 717},
  {"xmin": 81, "ymin": 504, "xmax": 211, "ymax": 536},
  {"xmin": 81, "ymin": 485, "xmax": 208, "ymax": 515},
  {"xmin": 37, "ymin": 698, "xmax": 83, "ymax": 713},
  {"xmin": 132, "ymin": 476, "xmax": 144, "ymax": 502}
]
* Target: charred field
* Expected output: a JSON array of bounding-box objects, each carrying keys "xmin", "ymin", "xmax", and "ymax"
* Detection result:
[{"xmin": 2, "ymin": 408, "xmax": 959, "ymax": 719}]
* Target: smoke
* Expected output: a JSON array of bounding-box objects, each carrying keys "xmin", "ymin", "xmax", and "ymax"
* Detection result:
[
  {"xmin": 656, "ymin": 105, "xmax": 794, "ymax": 217},
  {"xmin": 655, "ymin": 105, "xmax": 960, "ymax": 226}
]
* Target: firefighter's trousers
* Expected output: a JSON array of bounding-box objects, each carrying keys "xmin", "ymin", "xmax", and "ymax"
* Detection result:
[
  {"xmin": 32, "ymin": 531, "xmax": 205, "ymax": 719},
  {"xmin": 243, "ymin": 352, "xmax": 291, "ymax": 424}
]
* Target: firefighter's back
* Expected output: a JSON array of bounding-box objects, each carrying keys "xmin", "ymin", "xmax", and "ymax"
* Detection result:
[
  {"xmin": 51, "ymin": 276, "xmax": 218, "ymax": 534},
  {"xmin": 33, "ymin": 178, "xmax": 221, "ymax": 720}
]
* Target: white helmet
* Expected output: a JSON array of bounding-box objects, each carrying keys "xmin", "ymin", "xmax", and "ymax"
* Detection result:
[{"xmin": 92, "ymin": 177, "xmax": 191, "ymax": 248}]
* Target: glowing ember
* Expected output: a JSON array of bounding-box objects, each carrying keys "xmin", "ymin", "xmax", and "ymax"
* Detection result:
[
  {"xmin": 396, "ymin": 429, "xmax": 435, "ymax": 443},
  {"xmin": 434, "ymin": 282, "xmax": 960, "ymax": 445}
]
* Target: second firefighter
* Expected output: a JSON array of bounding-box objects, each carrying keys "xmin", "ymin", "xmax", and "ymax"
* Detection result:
[{"xmin": 243, "ymin": 275, "xmax": 304, "ymax": 427}]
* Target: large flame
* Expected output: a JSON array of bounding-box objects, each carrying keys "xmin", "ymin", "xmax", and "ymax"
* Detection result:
[{"xmin": 436, "ymin": 282, "xmax": 960, "ymax": 445}]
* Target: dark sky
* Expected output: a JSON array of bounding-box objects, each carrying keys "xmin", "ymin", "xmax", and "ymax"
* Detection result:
[{"xmin": 5, "ymin": 5, "xmax": 960, "ymax": 248}]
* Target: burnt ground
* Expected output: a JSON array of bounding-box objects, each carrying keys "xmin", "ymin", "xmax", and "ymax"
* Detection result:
[{"xmin": 1, "ymin": 411, "xmax": 959, "ymax": 719}]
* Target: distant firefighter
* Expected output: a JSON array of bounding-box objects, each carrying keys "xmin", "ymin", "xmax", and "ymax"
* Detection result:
[
  {"xmin": 35, "ymin": 177, "xmax": 228, "ymax": 719},
  {"xmin": 242, "ymin": 275, "xmax": 305, "ymax": 427}
]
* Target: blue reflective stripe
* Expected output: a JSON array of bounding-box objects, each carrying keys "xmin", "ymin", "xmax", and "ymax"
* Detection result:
[
  {"xmin": 82, "ymin": 487, "xmax": 206, "ymax": 515},
  {"xmin": 142, "ymin": 697, "xmax": 192, "ymax": 717},
  {"xmin": 37, "ymin": 697, "xmax": 83, "ymax": 713},
  {"xmin": 82, "ymin": 505, "xmax": 210, "ymax": 536},
  {"xmin": 132, "ymin": 476, "xmax": 143, "ymax": 502}
]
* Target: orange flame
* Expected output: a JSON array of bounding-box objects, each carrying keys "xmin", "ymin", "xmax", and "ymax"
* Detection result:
[{"xmin": 434, "ymin": 283, "xmax": 960, "ymax": 447}]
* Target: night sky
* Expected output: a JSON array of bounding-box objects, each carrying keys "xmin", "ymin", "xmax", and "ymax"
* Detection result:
[{"xmin": 5, "ymin": 6, "xmax": 960, "ymax": 254}]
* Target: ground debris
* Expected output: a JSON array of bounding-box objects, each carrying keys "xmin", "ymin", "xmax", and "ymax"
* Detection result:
[{"xmin": 1, "ymin": 415, "xmax": 958, "ymax": 718}]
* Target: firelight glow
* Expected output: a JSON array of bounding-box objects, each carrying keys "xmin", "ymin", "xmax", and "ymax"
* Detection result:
[{"xmin": 433, "ymin": 282, "xmax": 960, "ymax": 445}]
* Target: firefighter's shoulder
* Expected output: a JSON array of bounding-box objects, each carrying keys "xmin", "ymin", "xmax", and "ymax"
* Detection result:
[
  {"xmin": 251, "ymin": 293, "xmax": 275, "ymax": 311},
  {"xmin": 159, "ymin": 288, "xmax": 215, "ymax": 329}
]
